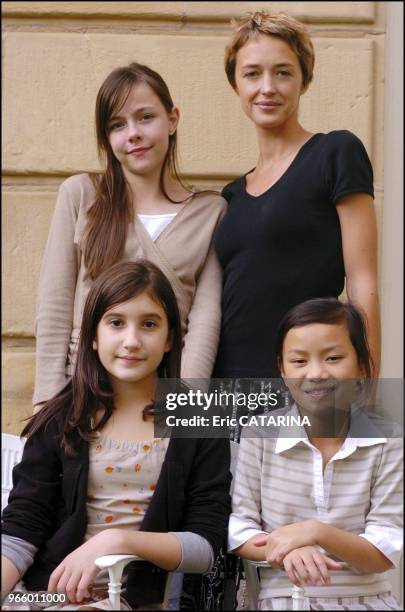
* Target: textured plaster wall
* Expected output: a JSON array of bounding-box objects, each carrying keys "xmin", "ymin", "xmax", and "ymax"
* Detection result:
[{"xmin": 2, "ymin": 2, "xmax": 388, "ymax": 433}]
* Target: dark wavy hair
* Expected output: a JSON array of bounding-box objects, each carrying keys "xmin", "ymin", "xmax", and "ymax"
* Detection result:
[
  {"xmin": 275, "ymin": 297, "xmax": 374, "ymax": 378},
  {"xmin": 23, "ymin": 260, "xmax": 182, "ymax": 454}
]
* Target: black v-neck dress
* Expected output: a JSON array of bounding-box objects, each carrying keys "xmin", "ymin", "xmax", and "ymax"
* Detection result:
[{"xmin": 213, "ymin": 130, "xmax": 374, "ymax": 378}]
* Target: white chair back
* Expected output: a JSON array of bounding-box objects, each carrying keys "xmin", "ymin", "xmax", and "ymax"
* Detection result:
[{"xmin": 2, "ymin": 433, "xmax": 25, "ymax": 511}]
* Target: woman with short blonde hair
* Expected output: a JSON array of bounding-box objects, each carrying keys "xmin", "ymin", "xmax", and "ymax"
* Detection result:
[{"xmin": 214, "ymin": 11, "xmax": 380, "ymax": 380}]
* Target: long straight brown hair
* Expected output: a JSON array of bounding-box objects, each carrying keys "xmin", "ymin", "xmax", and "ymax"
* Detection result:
[
  {"xmin": 23, "ymin": 260, "xmax": 182, "ymax": 454},
  {"xmin": 84, "ymin": 62, "xmax": 193, "ymax": 280}
]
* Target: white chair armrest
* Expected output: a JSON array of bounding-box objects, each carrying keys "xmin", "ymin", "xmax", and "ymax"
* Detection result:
[
  {"xmin": 94, "ymin": 554, "xmax": 141, "ymax": 570},
  {"xmin": 94, "ymin": 554, "xmax": 142, "ymax": 610},
  {"xmin": 243, "ymin": 558, "xmax": 306, "ymax": 611}
]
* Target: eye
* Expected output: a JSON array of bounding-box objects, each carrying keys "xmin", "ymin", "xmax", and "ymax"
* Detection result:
[
  {"xmin": 276, "ymin": 70, "xmax": 291, "ymax": 77},
  {"xmin": 243, "ymin": 71, "xmax": 259, "ymax": 78},
  {"xmin": 108, "ymin": 318, "xmax": 124, "ymax": 328},
  {"xmin": 290, "ymin": 359, "xmax": 306, "ymax": 365},
  {"xmin": 109, "ymin": 121, "xmax": 125, "ymax": 131},
  {"xmin": 142, "ymin": 319, "xmax": 158, "ymax": 329},
  {"xmin": 326, "ymin": 355, "xmax": 343, "ymax": 362},
  {"xmin": 140, "ymin": 113, "xmax": 154, "ymax": 122}
]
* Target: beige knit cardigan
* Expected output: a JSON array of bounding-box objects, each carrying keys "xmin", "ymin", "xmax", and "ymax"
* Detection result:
[{"xmin": 33, "ymin": 173, "xmax": 226, "ymax": 405}]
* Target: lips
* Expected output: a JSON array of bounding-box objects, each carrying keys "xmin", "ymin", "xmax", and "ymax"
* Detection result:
[
  {"xmin": 255, "ymin": 101, "xmax": 282, "ymax": 109},
  {"xmin": 127, "ymin": 147, "xmax": 150, "ymax": 156},
  {"xmin": 117, "ymin": 356, "xmax": 145, "ymax": 363},
  {"xmin": 303, "ymin": 386, "xmax": 337, "ymax": 400}
]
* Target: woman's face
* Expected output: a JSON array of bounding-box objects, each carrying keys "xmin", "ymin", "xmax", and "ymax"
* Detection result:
[
  {"xmin": 234, "ymin": 34, "xmax": 305, "ymax": 131},
  {"xmin": 107, "ymin": 82, "xmax": 179, "ymax": 180},
  {"xmin": 280, "ymin": 322, "xmax": 363, "ymax": 416}
]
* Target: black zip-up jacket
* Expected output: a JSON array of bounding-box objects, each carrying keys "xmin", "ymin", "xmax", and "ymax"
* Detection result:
[{"xmin": 2, "ymin": 414, "xmax": 231, "ymax": 607}]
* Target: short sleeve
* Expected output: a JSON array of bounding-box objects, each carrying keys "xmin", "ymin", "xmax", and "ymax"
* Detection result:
[
  {"xmin": 221, "ymin": 177, "xmax": 244, "ymax": 204},
  {"xmin": 221, "ymin": 182, "xmax": 234, "ymax": 204},
  {"xmin": 323, "ymin": 130, "xmax": 374, "ymax": 206}
]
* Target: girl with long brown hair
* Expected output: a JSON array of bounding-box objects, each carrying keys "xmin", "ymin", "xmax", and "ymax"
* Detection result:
[
  {"xmin": 33, "ymin": 62, "xmax": 226, "ymax": 409},
  {"xmin": 2, "ymin": 260, "xmax": 231, "ymax": 610}
]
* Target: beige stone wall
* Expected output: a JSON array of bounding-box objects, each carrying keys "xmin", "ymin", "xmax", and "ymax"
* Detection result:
[{"xmin": 1, "ymin": 2, "xmax": 391, "ymax": 433}]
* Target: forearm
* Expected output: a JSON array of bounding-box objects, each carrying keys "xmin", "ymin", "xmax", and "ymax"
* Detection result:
[
  {"xmin": 1, "ymin": 555, "xmax": 21, "ymax": 596},
  {"xmin": 232, "ymin": 533, "xmax": 269, "ymax": 562},
  {"xmin": 34, "ymin": 180, "xmax": 79, "ymax": 406},
  {"xmin": 346, "ymin": 278, "xmax": 381, "ymax": 376},
  {"xmin": 315, "ymin": 522, "xmax": 392, "ymax": 573},
  {"xmin": 106, "ymin": 530, "xmax": 182, "ymax": 571},
  {"xmin": 180, "ymin": 248, "xmax": 222, "ymax": 379}
]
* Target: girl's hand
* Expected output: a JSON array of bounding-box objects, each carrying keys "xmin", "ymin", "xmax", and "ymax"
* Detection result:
[
  {"xmin": 48, "ymin": 529, "xmax": 122, "ymax": 603},
  {"xmin": 282, "ymin": 546, "xmax": 343, "ymax": 587},
  {"xmin": 254, "ymin": 520, "xmax": 320, "ymax": 564}
]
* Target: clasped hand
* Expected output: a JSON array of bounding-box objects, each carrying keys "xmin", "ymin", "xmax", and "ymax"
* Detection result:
[
  {"xmin": 48, "ymin": 529, "xmax": 122, "ymax": 603},
  {"xmin": 253, "ymin": 521, "xmax": 342, "ymax": 586},
  {"xmin": 254, "ymin": 520, "xmax": 319, "ymax": 565}
]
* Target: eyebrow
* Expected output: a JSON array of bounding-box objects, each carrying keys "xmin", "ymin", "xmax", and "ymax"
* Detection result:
[
  {"xmin": 103, "ymin": 311, "xmax": 163, "ymax": 320},
  {"xmin": 286, "ymin": 345, "xmax": 346, "ymax": 355},
  {"xmin": 241, "ymin": 62, "xmax": 295, "ymax": 69},
  {"xmin": 108, "ymin": 107, "xmax": 155, "ymax": 121}
]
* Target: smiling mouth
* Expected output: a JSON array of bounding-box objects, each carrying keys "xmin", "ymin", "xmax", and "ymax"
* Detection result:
[
  {"xmin": 255, "ymin": 101, "xmax": 281, "ymax": 108},
  {"xmin": 303, "ymin": 386, "xmax": 337, "ymax": 399},
  {"xmin": 127, "ymin": 147, "xmax": 150, "ymax": 156},
  {"xmin": 117, "ymin": 356, "xmax": 145, "ymax": 363}
]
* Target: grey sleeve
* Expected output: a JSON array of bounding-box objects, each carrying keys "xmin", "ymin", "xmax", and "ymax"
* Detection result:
[
  {"xmin": 1, "ymin": 534, "xmax": 38, "ymax": 576},
  {"xmin": 170, "ymin": 531, "xmax": 214, "ymax": 574}
]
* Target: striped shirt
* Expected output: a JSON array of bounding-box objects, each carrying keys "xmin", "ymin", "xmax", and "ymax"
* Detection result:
[{"xmin": 228, "ymin": 405, "xmax": 403, "ymax": 600}]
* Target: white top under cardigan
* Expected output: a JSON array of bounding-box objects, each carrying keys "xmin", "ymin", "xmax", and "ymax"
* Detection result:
[{"xmin": 34, "ymin": 174, "xmax": 226, "ymax": 405}]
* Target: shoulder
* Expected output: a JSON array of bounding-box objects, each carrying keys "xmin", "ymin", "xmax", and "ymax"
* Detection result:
[
  {"xmin": 192, "ymin": 191, "xmax": 227, "ymax": 212},
  {"xmin": 59, "ymin": 172, "xmax": 97, "ymax": 193},
  {"xmin": 221, "ymin": 176, "xmax": 245, "ymax": 203},
  {"xmin": 187, "ymin": 191, "xmax": 228, "ymax": 224},
  {"xmin": 23, "ymin": 413, "xmax": 63, "ymax": 458},
  {"xmin": 321, "ymin": 130, "xmax": 369, "ymax": 154},
  {"xmin": 57, "ymin": 173, "xmax": 98, "ymax": 207},
  {"xmin": 356, "ymin": 409, "xmax": 403, "ymax": 439}
]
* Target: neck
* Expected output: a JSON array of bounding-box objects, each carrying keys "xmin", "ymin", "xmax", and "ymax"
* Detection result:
[
  {"xmin": 111, "ymin": 373, "xmax": 157, "ymax": 413},
  {"xmin": 122, "ymin": 167, "xmax": 187, "ymax": 212},
  {"xmin": 255, "ymin": 119, "xmax": 310, "ymax": 166},
  {"xmin": 124, "ymin": 166, "xmax": 163, "ymax": 206},
  {"xmin": 299, "ymin": 404, "xmax": 350, "ymax": 439},
  {"xmin": 307, "ymin": 410, "xmax": 350, "ymax": 467},
  {"xmin": 307, "ymin": 435, "xmax": 346, "ymax": 457}
]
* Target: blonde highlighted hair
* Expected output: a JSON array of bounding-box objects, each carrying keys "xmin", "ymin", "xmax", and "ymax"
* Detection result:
[{"xmin": 225, "ymin": 11, "xmax": 315, "ymax": 90}]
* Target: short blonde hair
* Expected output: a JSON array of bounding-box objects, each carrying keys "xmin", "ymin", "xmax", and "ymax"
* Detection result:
[{"xmin": 225, "ymin": 11, "xmax": 315, "ymax": 90}]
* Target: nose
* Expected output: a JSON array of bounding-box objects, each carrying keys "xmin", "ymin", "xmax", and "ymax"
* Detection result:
[
  {"xmin": 261, "ymin": 72, "xmax": 276, "ymax": 95},
  {"xmin": 306, "ymin": 360, "xmax": 329, "ymax": 381},
  {"xmin": 123, "ymin": 325, "xmax": 142, "ymax": 350},
  {"xmin": 127, "ymin": 120, "xmax": 142, "ymax": 142}
]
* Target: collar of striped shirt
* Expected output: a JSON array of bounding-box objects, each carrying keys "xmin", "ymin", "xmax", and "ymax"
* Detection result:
[{"xmin": 275, "ymin": 403, "xmax": 387, "ymax": 456}]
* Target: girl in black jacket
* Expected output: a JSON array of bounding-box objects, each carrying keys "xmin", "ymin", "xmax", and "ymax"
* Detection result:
[{"xmin": 2, "ymin": 260, "xmax": 231, "ymax": 609}]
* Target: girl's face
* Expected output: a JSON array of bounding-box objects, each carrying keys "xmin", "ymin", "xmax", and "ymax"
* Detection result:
[
  {"xmin": 107, "ymin": 82, "xmax": 179, "ymax": 180},
  {"xmin": 280, "ymin": 322, "xmax": 363, "ymax": 413},
  {"xmin": 234, "ymin": 34, "xmax": 305, "ymax": 131},
  {"xmin": 93, "ymin": 291, "xmax": 171, "ymax": 390}
]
